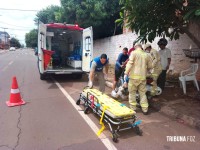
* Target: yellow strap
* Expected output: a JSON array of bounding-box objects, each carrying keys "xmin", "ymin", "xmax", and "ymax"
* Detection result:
[{"xmin": 97, "ymin": 105, "xmax": 108, "ymax": 136}]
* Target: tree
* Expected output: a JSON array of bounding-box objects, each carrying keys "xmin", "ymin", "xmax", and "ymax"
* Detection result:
[
  {"xmin": 117, "ymin": 0, "xmax": 200, "ymax": 43},
  {"xmin": 25, "ymin": 29, "xmax": 37, "ymax": 48},
  {"xmin": 21, "ymin": 44, "xmax": 25, "ymax": 48},
  {"xmin": 34, "ymin": 5, "xmax": 64, "ymax": 24},
  {"xmin": 60, "ymin": 0, "xmax": 122, "ymax": 39},
  {"xmin": 34, "ymin": 1, "xmax": 122, "ymax": 39},
  {"xmin": 181, "ymin": 0, "xmax": 200, "ymax": 21},
  {"xmin": 10, "ymin": 37, "xmax": 21, "ymax": 48}
]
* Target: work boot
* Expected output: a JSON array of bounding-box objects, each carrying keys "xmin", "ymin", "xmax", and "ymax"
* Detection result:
[
  {"xmin": 152, "ymin": 96, "xmax": 159, "ymax": 102},
  {"xmin": 142, "ymin": 111, "xmax": 148, "ymax": 115},
  {"xmin": 142, "ymin": 107, "xmax": 148, "ymax": 115}
]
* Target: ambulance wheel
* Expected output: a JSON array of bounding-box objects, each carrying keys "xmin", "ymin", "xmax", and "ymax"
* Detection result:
[
  {"xmin": 40, "ymin": 73, "xmax": 46, "ymax": 80},
  {"xmin": 72, "ymin": 74, "xmax": 82, "ymax": 79},
  {"xmin": 112, "ymin": 133, "xmax": 118, "ymax": 143},
  {"xmin": 76, "ymin": 74, "xmax": 82, "ymax": 79},
  {"xmin": 84, "ymin": 107, "xmax": 90, "ymax": 114},
  {"xmin": 76, "ymin": 99, "xmax": 81, "ymax": 105},
  {"xmin": 135, "ymin": 126, "xmax": 142, "ymax": 136}
]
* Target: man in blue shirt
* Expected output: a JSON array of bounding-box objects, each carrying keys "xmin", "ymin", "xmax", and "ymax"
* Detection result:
[
  {"xmin": 111, "ymin": 47, "xmax": 129, "ymax": 97},
  {"xmin": 88, "ymin": 54, "xmax": 109, "ymax": 92}
]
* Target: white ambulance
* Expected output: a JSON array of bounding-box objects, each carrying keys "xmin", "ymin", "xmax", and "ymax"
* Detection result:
[{"xmin": 37, "ymin": 21, "xmax": 93, "ymax": 80}]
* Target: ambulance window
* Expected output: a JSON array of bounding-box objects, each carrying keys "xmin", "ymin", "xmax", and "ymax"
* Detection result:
[
  {"xmin": 40, "ymin": 34, "xmax": 45, "ymax": 48},
  {"xmin": 85, "ymin": 36, "xmax": 91, "ymax": 51}
]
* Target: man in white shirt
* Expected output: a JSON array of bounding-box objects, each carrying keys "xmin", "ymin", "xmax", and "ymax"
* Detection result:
[{"xmin": 157, "ymin": 38, "xmax": 171, "ymax": 90}]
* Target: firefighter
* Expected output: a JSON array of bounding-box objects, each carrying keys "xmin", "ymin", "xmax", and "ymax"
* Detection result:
[
  {"xmin": 124, "ymin": 43, "xmax": 153, "ymax": 115},
  {"xmin": 143, "ymin": 43, "xmax": 162, "ymax": 96},
  {"xmin": 88, "ymin": 54, "xmax": 109, "ymax": 92}
]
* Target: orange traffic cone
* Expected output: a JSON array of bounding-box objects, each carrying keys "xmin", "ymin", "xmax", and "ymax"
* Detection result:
[{"xmin": 6, "ymin": 76, "xmax": 26, "ymax": 107}]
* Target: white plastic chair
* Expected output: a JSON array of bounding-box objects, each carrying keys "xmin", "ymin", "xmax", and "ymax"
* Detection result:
[{"xmin": 179, "ymin": 63, "xmax": 199, "ymax": 94}]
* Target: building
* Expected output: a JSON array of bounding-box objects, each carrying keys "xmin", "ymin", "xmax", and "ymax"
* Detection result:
[
  {"xmin": 93, "ymin": 21, "xmax": 200, "ymax": 80},
  {"xmin": 0, "ymin": 31, "xmax": 10, "ymax": 49}
]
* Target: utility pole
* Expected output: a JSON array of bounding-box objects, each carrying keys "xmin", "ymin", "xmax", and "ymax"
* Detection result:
[{"xmin": 3, "ymin": 28, "xmax": 8, "ymax": 46}]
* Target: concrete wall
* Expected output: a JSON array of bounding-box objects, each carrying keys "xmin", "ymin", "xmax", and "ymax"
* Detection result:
[
  {"xmin": 93, "ymin": 32, "xmax": 199, "ymax": 79},
  {"xmin": 94, "ymin": 32, "xmax": 138, "ymax": 64},
  {"xmin": 188, "ymin": 22, "xmax": 200, "ymax": 48}
]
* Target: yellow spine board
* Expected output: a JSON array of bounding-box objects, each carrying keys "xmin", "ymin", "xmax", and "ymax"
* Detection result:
[{"xmin": 83, "ymin": 89, "xmax": 136, "ymax": 118}]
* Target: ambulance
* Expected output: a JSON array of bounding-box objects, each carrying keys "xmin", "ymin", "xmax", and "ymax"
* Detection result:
[{"xmin": 37, "ymin": 21, "xmax": 93, "ymax": 80}]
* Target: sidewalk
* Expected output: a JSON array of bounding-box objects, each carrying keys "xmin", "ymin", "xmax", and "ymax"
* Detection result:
[
  {"xmin": 105, "ymin": 65, "xmax": 200, "ymax": 130},
  {"xmin": 159, "ymin": 82, "xmax": 200, "ymax": 130},
  {"xmin": 0, "ymin": 49, "xmax": 8, "ymax": 54}
]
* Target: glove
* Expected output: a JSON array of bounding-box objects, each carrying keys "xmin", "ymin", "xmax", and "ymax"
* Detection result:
[
  {"xmin": 123, "ymin": 82, "xmax": 128, "ymax": 88},
  {"xmin": 124, "ymin": 74, "xmax": 128, "ymax": 82},
  {"xmin": 104, "ymin": 74, "xmax": 108, "ymax": 80},
  {"xmin": 88, "ymin": 81, "xmax": 93, "ymax": 88},
  {"xmin": 120, "ymin": 65, "xmax": 124, "ymax": 68}
]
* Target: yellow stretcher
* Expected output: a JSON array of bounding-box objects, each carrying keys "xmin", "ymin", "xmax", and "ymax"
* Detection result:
[{"xmin": 76, "ymin": 87, "xmax": 142, "ymax": 142}]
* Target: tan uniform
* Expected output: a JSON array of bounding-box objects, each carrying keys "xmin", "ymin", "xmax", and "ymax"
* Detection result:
[
  {"xmin": 150, "ymin": 49, "xmax": 162, "ymax": 95},
  {"xmin": 125, "ymin": 48, "xmax": 152, "ymax": 112}
]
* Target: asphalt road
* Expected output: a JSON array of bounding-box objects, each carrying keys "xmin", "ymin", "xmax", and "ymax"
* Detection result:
[{"xmin": 0, "ymin": 49, "xmax": 200, "ymax": 150}]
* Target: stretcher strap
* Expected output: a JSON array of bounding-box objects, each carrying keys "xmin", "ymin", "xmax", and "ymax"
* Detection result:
[
  {"xmin": 97, "ymin": 105, "xmax": 108, "ymax": 136},
  {"xmin": 129, "ymin": 120, "xmax": 142, "ymax": 127},
  {"xmin": 96, "ymin": 99, "xmax": 100, "ymax": 112}
]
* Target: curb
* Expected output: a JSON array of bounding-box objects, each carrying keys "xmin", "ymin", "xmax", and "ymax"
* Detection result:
[
  {"xmin": 0, "ymin": 50, "xmax": 8, "ymax": 54},
  {"xmin": 159, "ymin": 104, "xmax": 200, "ymax": 130},
  {"xmin": 105, "ymin": 80, "xmax": 200, "ymax": 130}
]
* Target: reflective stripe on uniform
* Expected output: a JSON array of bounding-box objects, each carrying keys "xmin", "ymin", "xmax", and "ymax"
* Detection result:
[
  {"xmin": 151, "ymin": 73, "xmax": 158, "ymax": 77},
  {"xmin": 129, "ymin": 101, "xmax": 137, "ymax": 106},
  {"xmin": 11, "ymin": 89, "xmax": 20, "ymax": 94},
  {"xmin": 130, "ymin": 75, "xmax": 146, "ymax": 80},
  {"xmin": 140, "ymin": 103, "xmax": 149, "ymax": 108}
]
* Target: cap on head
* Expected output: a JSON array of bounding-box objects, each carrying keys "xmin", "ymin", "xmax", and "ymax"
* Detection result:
[
  {"xmin": 134, "ymin": 43, "xmax": 142, "ymax": 49},
  {"xmin": 143, "ymin": 43, "xmax": 151, "ymax": 50}
]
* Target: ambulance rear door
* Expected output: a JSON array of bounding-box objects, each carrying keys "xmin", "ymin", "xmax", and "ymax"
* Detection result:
[
  {"xmin": 82, "ymin": 27, "xmax": 93, "ymax": 72},
  {"xmin": 38, "ymin": 21, "xmax": 47, "ymax": 73}
]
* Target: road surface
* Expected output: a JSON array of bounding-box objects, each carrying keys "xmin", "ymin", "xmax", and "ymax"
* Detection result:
[{"xmin": 0, "ymin": 49, "xmax": 199, "ymax": 150}]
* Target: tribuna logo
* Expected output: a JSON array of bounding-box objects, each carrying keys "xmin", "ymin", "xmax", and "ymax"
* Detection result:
[{"xmin": 166, "ymin": 136, "xmax": 195, "ymax": 142}]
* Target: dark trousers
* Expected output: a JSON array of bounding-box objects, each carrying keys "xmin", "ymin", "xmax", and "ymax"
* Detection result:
[{"xmin": 157, "ymin": 70, "xmax": 167, "ymax": 90}]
